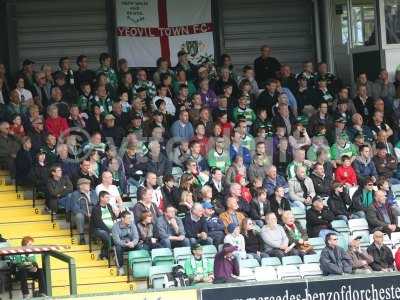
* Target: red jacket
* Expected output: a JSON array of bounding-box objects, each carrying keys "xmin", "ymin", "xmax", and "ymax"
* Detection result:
[
  {"xmin": 45, "ymin": 116, "xmax": 69, "ymax": 139},
  {"xmin": 395, "ymin": 248, "xmax": 400, "ymax": 271},
  {"xmin": 335, "ymin": 165, "xmax": 357, "ymax": 186}
]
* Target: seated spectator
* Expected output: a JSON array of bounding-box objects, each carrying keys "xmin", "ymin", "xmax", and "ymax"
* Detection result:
[
  {"xmin": 347, "ymin": 113, "xmax": 374, "ymax": 144},
  {"xmin": 286, "ymin": 148, "xmax": 312, "ymax": 179},
  {"xmin": 270, "ymin": 186, "xmax": 291, "ymax": 223},
  {"xmin": 288, "ymin": 165, "xmax": 316, "ymax": 209},
  {"xmin": 44, "ymin": 104, "xmax": 69, "ymax": 139},
  {"xmin": 306, "ymin": 196, "xmax": 335, "ymax": 238},
  {"xmin": 330, "ymin": 133, "xmax": 357, "ymax": 167},
  {"xmin": 207, "ymin": 137, "xmax": 231, "ymax": 174},
  {"xmin": 219, "ymin": 197, "xmax": 246, "ymax": 233},
  {"xmin": 132, "ymin": 187, "xmax": 161, "ymax": 224},
  {"xmin": 353, "ymin": 145, "xmax": 377, "ymax": 183},
  {"xmin": 224, "ymin": 223, "xmax": 247, "ymax": 259},
  {"xmin": 203, "ymin": 202, "xmax": 225, "ymax": 246},
  {"xmin": 112, "ymin": 211, "xmax": 139, "ymax": 276},
  {"xmin": 136, "ymin": 212, "xmax": 160, "ymax": 250},
  {"xmin": 170, "ymin": 110, "xmax": 194, "ymax": 140},
  {"xmin": 172, "ymin": 140, "xmax": 191, "ymax": 168},
  {"xmin": 352, "ymin": 177, "xmax": 375, "ymax": 209},
  {"xmin": 261, "ymin": 212, "xmax": 301, "ymax": 259},
  {"xmin": 184, "ymin": 243, "xmax": 214, "ymax": 285},
  {"xmin": 95, "ymin": 171, "xmax": 123, "ymax": 215},
  {"xmin": 32, "ymin": 150, "xmax": 49, "ymax": 195},
  {"xmin": 155, "ymin": 205, "xmax": 190, "ymax": 248},
  {"xmin": 229, "ymin": 130, "xmax": 252, "ymax": 168},
  {"xmin": 9, "ymin": 236, "xmax": 46, "ymax": 298},
  {"xmin": 90, "ymin": 191, "xmax": 116, "ymax": 260},
  {"xmin": 46, "ymin": 164, "xmax": 73, "ymax": 213},
  {"xmin": 366, "ymin": 190, "xmax": 399, "ymax": 234},
  {"xmin": 347, "ymin": 235, "xmax": 373, "ymax": 274},
  {"xmin": 241, "ymin": 218, "xmax": 268, "ymax": 263},
  {"xmin": 71, "ymin": 159, "xmax": 97, "ymax": 189},
  {"xmin": 183, "ymin": 203, "xmax": 213, "ymax": 246},
  {"xmin": 229, "ymin": 183, "xmax": 251, "ymax": 217},
  {"xmin": 377, "ymin": 178, "xmax": 400, "ymax": 217},
  {"xmin": 282, "ymin": 210, "xmax": 314, "ymax": 256},
  {"xmin": 207, "ymin": 168, "xmax": 227, "ymax": 207},
  {"xmin": 139, "ymin": 171, "xmax": 166, "ymax": 211},
  {"xmin": 328, "ymin": 182, "xmax": 365, "ymax": 222},
  {"xmin": 320, "ymin": 233, "xmax": 353, "ymax": 276},
  {"xmin": 249, "ymin": 188, "xmax": 271, "ymax": 227},
  {"xmin": 70, "ymin": 178, "xmax": 98, "ymax": 245},
  {"xmin": 225, "ymin": 154, "xmax": 247, "ymax": 187},
  {"xmin": 200, "ymin": 184, "xmax": 224, "ymax": 215},
  {"xmin": 213, "ymin": 243, "xmax": 240, "ymax": 284},
  {"xmin": 288, "ymin": 122, "xmax": 311, "ymax": 150},
  {"xmin": 373, "ymin": 142, "xmax": 398, "ymax": 182},
  {"xmin": 161, "ymin": 175, "xmax": 180, "ymax": 209},
  {"xmin": 335, "ymin": 155, "xmax": 357, "ymax": 187},
  {"xmin": 235, "ymin": 174, "xmax": 252, "ymax": 204},
  {"xmin": 263, "ymin": 165, "xmax": 288, "ymax": 197},
  {"xmin": 15, "ymin": 136, "xmax": 34, "ymax": 187},
  {"xmin": 177, "ymin": 190, "xmax": 194, "ymax": 217},
  {"xmin": 367, "ymin": 231, "xmax": 395, "ymax": 272},
  {"xmin": 188, "ymin": 140, "xmax": 209, "ymax": 173},
  {"xmin": 310, "ymin": 162, "xmax": 332, "ymax": 197},
  {"xmin": 57, "ymin": 143, "xmax": 78, "ymax": 180}
]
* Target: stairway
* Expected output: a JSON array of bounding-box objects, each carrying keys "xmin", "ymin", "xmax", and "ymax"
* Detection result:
[{"xmin": 0, "ymin": 172, "xmax": 137, "ymax": 297}]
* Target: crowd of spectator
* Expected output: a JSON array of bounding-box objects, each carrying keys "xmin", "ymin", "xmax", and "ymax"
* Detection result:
[{"xmin": 2, "ymin": 44, "xmax": 400, "ymax": 288}]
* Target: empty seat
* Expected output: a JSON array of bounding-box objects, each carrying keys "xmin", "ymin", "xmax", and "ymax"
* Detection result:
[
  {"xmin": 261, "ymin": 257, "xmax": 281, "ymax": 267},
  {"xmin": 391, "ymin": 232, "xmax": 400, "ymax": 247},
  {"xmin": 308, "ymin": 237, "xmax": 325, "ymax": 251},
  {"xmin": 149, "ymin": 265, "xmax": 173, "ymax": 289},
  {"xmin": 291, "ymin": 207, "xmax": 306, "ymax": 219},
  {"xmin": 348, "ymin": 218, "xmax": 369, "ymax": 236},
  {"xmin": 151, "ymin": 248, "xmax": 174, "ymax": 266},
  {"xmin": 240, "ymin": 258, "xmax": 260, "ymax": 269},
  {"xmin": 331, "ymin": 220, "xmax": 350, "ymax": 234},
  {"xmin": 128, "ymin": 250, "xmax": 152, "ymax": 278},
  {"xmin": 173, "ymin": 247, "xmax": 191, "ymax": 265},
  {"xmin": 299, "ymin": 264, "xmax": 323, "ymax": 278},
  {"xmin": 391, "ymin": 184, "xmax": 400, "ymax": 199},
  {"xmin": 202, "ymin": 245, "xmax": 217, "ymax": 259},
  {"xmin": 238, "ymin": 267, "xmax": 256, "ymax": 281},
  {"xmin": 338, "ymin": 234, "xmax": 349, "ymax": 250},
  {"xmin": 303, "ymin": 253, "xmax": 320, "ymax": 264},
  {"xmin": 282, "ymin": 255, "xmax": 302, "ymax": 266},
  {"xmin": 277, "ymin": 265, "xmax": 301, "ymax": 280},
  {"xmin": 254, "ymin": 266, "xmax": 278, "ymax": 281},
  {"xmin": 358, "ymin": 233, "xmax": 370, "ymax": 249}
]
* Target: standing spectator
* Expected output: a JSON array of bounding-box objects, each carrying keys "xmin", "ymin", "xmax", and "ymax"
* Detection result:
[
  {"xmin": 319, "ymin": 233, "xmax": 353, "ymax": 276},
  {"xmin": 347, "ymin": 235, "xmax": 373, "ymax": 274},
  {"xmin": 260, "ymin": 212, "xmax": 301, "ymax": 259},
  {"xmin": 112, "ymin": 211, "xmax": 139, "ymax": 276},
  {"xmin": 15, "ymin": 136, "xmax": 34, "ymax": 187},
  {"xmin": 75, "ymin": 55, "xmax": 95, "ymax": 88},
  {"xmin": 306, "ymin": 196, "xmax": 335, "ymax": 238},
  {"xmin": 367, "ymin": 231, "xmax": 395, "ymax": 272},
  {"xmin": 155, "ymin": 205, "xmax": 190, "ymax": 248},
  {"xmin": 254, "ymin": 45, "xmax": 281, "ymax": 87},
  {"xmin": 70, "ymin": 178, "xmax": 98, "ymax": 245}
]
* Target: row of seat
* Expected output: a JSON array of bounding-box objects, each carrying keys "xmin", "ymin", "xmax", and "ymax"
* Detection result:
[{"xmin": 240, "ymin": 264, "xmax": 323, "ymax": 281}]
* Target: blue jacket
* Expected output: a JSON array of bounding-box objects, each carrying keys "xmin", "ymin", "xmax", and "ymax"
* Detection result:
[
  {"xmin": 69, "ymin": 190, "xmax": 98, "ymax": 215},
  {"xmin": 205, "ymin": 215, "xmax": 225, "ymax": 233},
  {"xmin": 183, "ymin": 214, "xmax": 208, "ymax": 239},
  {"xmin": 352, "ymin": 157, "xmax": 378, "ymax": 182},
  {"xmin": 170, "ymin": 120, "xmax": 194, "ymax": 140},
  {"xmin": 229, "ymin": 145, "xmax": 252, "ymax": 168},
  {"xmin": 263, "ymin": 175, "xmax": 289, "ymax": 197}
]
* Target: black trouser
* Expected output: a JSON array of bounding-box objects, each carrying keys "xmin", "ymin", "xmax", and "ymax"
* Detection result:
[{"xmin": 17, "ymin": 268, "xmax": 46, "ymax": 295}]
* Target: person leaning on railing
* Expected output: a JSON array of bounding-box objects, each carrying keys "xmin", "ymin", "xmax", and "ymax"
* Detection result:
[{"xmin": 8, "ymin": 236, "xmax": 46, "ymax": 299}]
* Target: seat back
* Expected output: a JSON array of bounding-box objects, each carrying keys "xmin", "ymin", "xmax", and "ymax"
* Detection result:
[
  {"xmin": 303, "ymin": 253, "xmax": 320, "ymax": 264},
  {"xmin": 254, "ymin": 266, "xmax": 278, "ymax": 281},
  {"xmin": 240, "ymin": 258, "xmax": 260, "ymax": 269},
  {"xmin": 261, "ymin": 257, "xmax": 281, "ymax": 267},
  {"xmin": 291, "ymin": 207, "xmax": 306, "ymax": 219},
  {"xmin": 391, "ymin": 232, "xmax": 400, "ymax": 247},
  {"xmin": 202, "ymin": 244, "xmax": 217, "ymax": 258},
  {"xmin": 348, "ymin": 218, "xmax": 369, "ymax": 234},
  {"xmin": 281, "ymin": 255, "xmax": 302, "ymax": 266},
  {"xmin": 151, "ymin": 248, "xmax": 174, "ymax": 265},
  {"xmin": 277, "ymin": 265, "xmax": 301, "ymax": 280},
  {"xmin": 299, "ymin": 263, "xmax": 322, "ymax": 278},
  {"xmin": 308, "ymin": 237, "xmax": 325, "ymax": 250},
  {"xmin": 149, "ymin": 265, "xmax": 173, "ymax": 288},
  {"xmin": 331, "ymin": 220, "xmax": 349, "ymax": 233}
]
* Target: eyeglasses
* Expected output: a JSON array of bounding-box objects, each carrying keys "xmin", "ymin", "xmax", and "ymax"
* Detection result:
[{"xmin": 331, "ymin": 238, "xmax": 338, "ymax": 241}]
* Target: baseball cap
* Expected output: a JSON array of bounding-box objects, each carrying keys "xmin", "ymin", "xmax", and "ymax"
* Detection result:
[{"xmin": 202, "ymin": 202, "xmax": 214, "ymax": 209}]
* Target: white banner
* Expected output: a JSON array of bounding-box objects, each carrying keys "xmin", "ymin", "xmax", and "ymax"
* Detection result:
[{"xmin": 116, "ymin": 0, "xmax": 215, "ymax": 67}]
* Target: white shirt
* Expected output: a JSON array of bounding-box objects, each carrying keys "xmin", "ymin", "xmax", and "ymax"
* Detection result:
[
  {"xmin": 17, "ymin": 88, "xmax": 33, "ymax": 103},
  {"xmin": 95, "ymin": 184, "xmax": 121, "ymax": 209},
  {"xmin": 152, "ymin": 96, "xmax": 176, "ymax": 116}
]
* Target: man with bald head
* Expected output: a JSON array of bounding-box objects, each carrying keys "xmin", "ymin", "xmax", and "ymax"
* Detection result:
[
  {"xmin": 347, "ymin": 113, "xmax": 374, "ymax": 143},
  {"xmin": 263, "ymin": 165, "xmax": 288, "ymax": 197},
  {"xmin": 366, "ymin": 190, "xmax": 399, "ymax": 235},
  {"xmin": 219, "ymin": 197, "xmax": 245, "ymax": 233},
  {"xmin": 229, "ymin": 183, "xmax": 251, "ymax": 216},
  {"xmin": 367, "ymin": 230, "xmax": 394, "ymax": 272},
  {"xmin": 183, "ymin": 202, "xmax": 213, "ymax": 245}
]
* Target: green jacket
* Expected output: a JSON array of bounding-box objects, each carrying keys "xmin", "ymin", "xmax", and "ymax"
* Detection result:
[
  {"xmin": 9, "ymin": 254, "xmax": 37, "ymax": 270},
  {"xmin": 183, "ymin": 256, "xmax": 213, "ymax": 280},
  {"xmin": 207, "ymin": 149, "xmax": 230, "ymax": 173}
]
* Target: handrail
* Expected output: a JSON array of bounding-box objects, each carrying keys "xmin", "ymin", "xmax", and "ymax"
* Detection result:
[{"xmin": 0, "ymin": 246, "xmax": 77, "ymax": 297}]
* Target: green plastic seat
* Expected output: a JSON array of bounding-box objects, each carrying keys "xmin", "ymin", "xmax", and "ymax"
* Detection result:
[
  {"xmin": 331, "ymin": 220, "xmax": 350, "ymax": 234},
  {"xmin": 261, "ymin": 257, "xmax": 281, "ymax": 267},
  {"xmin": 240, "ymin": 258, "xmax": 260, "ymax": 269},
  {"xmin": 303, "ymin": 253, "xmax": 320, "ymax": 264},
  {"xmin": 282, "ymin": 255, "xmax": 302, "ymax": 266},
  {"xmin": 308, "ymin": 237, "xmax": 325, "ymax": 251},
  {"xmin": 151, "ymin": 248, "xmax": 174, "ymax": 266},
  {"xmin": 149, "ymin": 265, "xmax": 173, "ymax": 289},
  {"xmin": 173, "ymin": 247, "xmax": 191, "ymax": 265},
  {"xmin": 202, "ymin": 245, "xmax": 217, "ymax": 259},
  {"xmin": 128, "ymin": 250, "xmax": 152, "ymax": 278}
]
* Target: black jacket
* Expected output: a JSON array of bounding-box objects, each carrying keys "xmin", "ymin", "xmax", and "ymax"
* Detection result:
[
  {"xmin": 255, "ymin": 91, "xmax": 278, "ymax": 116},
  {"xmin": 269, "ymin": 194, "xmax": 291, "ymax": 217},
  {"xmin": 367, "ymin": 243, "xmax": 394, "ymax": 271},
  {"xmin": 366, "ymin": 202, "xmax": 397, "ymax": 232},
  {"xmin": 90, "ymin": 203, "xmax": 117, "ymax": 233},
  {"xmin": 272, "ymin": 113, "xmax": 297, "ymax": 135},
  {"xmin": 243, "ymin": 230, "xmax": 264, "ymax": 253},
  {"xmin": 328, "ymin": 191, "xmax": 352, "ymax": 217},
  {"xmin": 306, "ymin": 206, "xmax": 335, "ymax": 238},
  {"xmin": 15, "ymin": 148, "xmax": 34, "ymax": 186},
  {"xmin": 310, "ymin": 173, "xmax": 332, "ymax": 197},
  {"xmin": 249, "ymin": 199, "xmax": 271, "ymax": 222}
]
